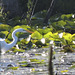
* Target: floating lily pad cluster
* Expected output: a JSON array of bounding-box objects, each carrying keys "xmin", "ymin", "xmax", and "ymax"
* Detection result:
[
  {"xmin": 49, "ymin": 14, "xmax": 75, "ymax": 33},
  {"xmin": 0, "ymin": 13, "xmax": 75, "ymax": 53}
]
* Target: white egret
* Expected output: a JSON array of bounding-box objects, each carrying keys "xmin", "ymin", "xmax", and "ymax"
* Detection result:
[{"xmin": 0, "ymin": 28, "xmax": 27, "ymax": 54}]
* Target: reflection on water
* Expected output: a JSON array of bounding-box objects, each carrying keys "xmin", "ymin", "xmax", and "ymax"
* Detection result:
[
  {"xmin": 0, "ymin": 47, "xmax": 75, "ymax": 75},
  {"xmin": 0, "ymin": 48, "xmax": 49, "ymax": 75}
]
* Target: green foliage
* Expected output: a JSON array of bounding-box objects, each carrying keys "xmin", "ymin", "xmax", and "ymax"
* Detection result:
[
  {"xmin": 69, "ymin": 65, "xmax": 75, "ymax": 69},
  {"xmin": 31, "ymin": 19, "xmax": 44, "ymax": 26},
  {"xmin": 18, "ymin": 59, "xmax": 45, "ymax": 68},
  {"xmin": 1, "ymin": 31, "xmax": 9, "ymax": 36},
  {"xmin": 6, "ymin": 16, "xmax": 22, "ymax": 26},
  {"xmin": 0, "ymin": 24, "xmax": 11, "ymax": 31},
  {"xmin": 0, "ymin": 12, "xmax": 75, "ymax": 53},
  {"xmin": 57, "ymin": 20, "xmax": 66, "ymax": 26},
  {"xmin": 20, "ymin": 64, "xmax": 30, "ymax": 67},
  {"xmin": 21, "ymin": 25, "xmax": 31, "ymax": 30},
  {"xmin": 17, "ymin": 39, "xmax": 28, "ymax": 49},
  {"xmin": 18, "ymin": 61, "xmax": 32, "ymax": 67},
  {"xmin": 38, "ymin": 28, "xmax": 53, "ymax": 35},
  {"xmin": 44, "ymin": 32, "xmax": 52, "ymax": 39},
  {"xmin": 0, "ymin": 31, "xmax": 9, "ymax": 38},
  {"xmin": 50, "ymin": 14, "xmax": 75, "ymax": 32},
  {"xmin": 0, "ymin": 24, "xmax": 11, "ymax": 38},
  {"xmin": 31, "ymin": 10, "xmax": 47, "ymax": 26},
  {"xmin": 11, "ymin": 25, "xmax": 31, "ymax": 32},
  {"xmin": 61, "ymin": 70, "xmax": 68, "ymax": 73},
  {"xmin": 0, "ymin": 6, "xmax": 2, "ymax": 17},
  {"xmin": 61, "ymin": 14, "xmax": 72, "ymax": 20},
  {"xmin": 34, "ymin": 40, "xmax": 45, "ymax": 48},
  {"xmin": 7, "ymin": 25, "xmax": 31, "ymax": 40},
  {"xmin": 30, "ymin": 59, "xmax": 45, "ymax": 64},
  {"xmin": 10, "ymin": 47, "xmax": 25, "ymax": 53},
  {"xmin": 33, "ymin": 10, "xmax": 47, "ymax": 18},
  {"xmin": 63, "ymin": 33, "xmax": 72, "ymax": 42},
  {"xmin": 11, "ymin": 25, "xmax": 22, "ymax": 31},
  {"xmin": 0, "ymin": 32, "xmax": 5, "ymax": 38},
  {"xmin": 19, "ymin": 61, "xmax": 28, "ymax": 64},
  {"xmin": 7, "ymin": 33, "xmax": 12, "ymax": 41},
  {"xmin": 8, "ymin": 67, "xmax": 19, "ymax": 70},
  {"xmin": 26, "ymin": 0, "xmax": 33, "ymax": 25},
  {"xmin": 61, "ymin": 46, "xmax": 75, "ymax": 53},
  {"xmin": 44, "ymin": 32, "xmax": 59, "ymax": 41},
  {"xmin": 0, "ymin": 24, "xmax": 74, "ymax": 51},
  {"xmin": 31, "ymin": 31, "xmax": 42, "ymax": 40}
]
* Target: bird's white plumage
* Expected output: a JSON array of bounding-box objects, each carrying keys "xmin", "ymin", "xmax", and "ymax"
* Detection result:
[
  {"xmin": 0, "ymin": 28, "xmax": 27, "ymax": 54},
  {"xmin": 0, "ymin": 39, "xmax": 6, "ymax": 47},
  {"xmin": 0, "ymin": 38, "xmax": 5, "ymax": 41}
]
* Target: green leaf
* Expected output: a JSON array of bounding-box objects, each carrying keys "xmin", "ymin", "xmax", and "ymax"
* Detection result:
[
  {"xmin": 30, "ymin": 59, "xmax": 39, "ymax": 62},
  {"xmin": 0, "ymin": 24, "xmax": 11, "ymax": 31},
  {"xmin": 21, "ymin": 25, "xmax": 31, "ymax": 30},
  {"xmin": 61, "ymin": 70, "xmax": 68, "ymax": 73},
  {"xmin": 30, "ymin": 59, "xmax": 45, "ymax": 64},
  {"xmin": 19, "ymin": 61, "xmax": 28, "ymax": 64},
  {"xmin": 20, "ymin": 64, "xmax": 28, "ymax": 67},
  {"xmin": 72, "ymin": 34, "xmax": 75, "ymax": 40},
  {"xmin": 57, "ymin": 20, "xmax": 66, "ymax": 26},
  {"xmin": 69, "ymin": 65, "xmax": 75, "ymax": 69},
  {"xmin": 12, "ymin": 25, "xmax": 21, "ymax": 30},
  {"xmin": 61, "ymin": 14, "xmax": 72, "ymax": 19},
  {"xmin": 31, "ymin": 31, "xmax": 42, "ymax": 39},
  {"xmin": 63, "ymin": 33, "xmax": 72, "ymax": 41},
  {"xmin": 38, "ymin": 28, "xmax": 53, "ymax": 35},
  {"xmin": 51, "ymin": 32, "xmax": 59, "ymax": 41},
  {"xmin": 44, "ymin": 32, "xmax": 52, "ymax": 39},
  {"xmin": 10, "ymin": 47, "xmax": 25, "ymax": 53},
  {"xmin": 1, "ymin": 31, "xmax": 9, "ymax": 36},
  {"xmin": 8, "ymin": 67, "xmax": 19, "ymax": 70},
  {"xmin": 33, "ymin": 10, "xmax": 47, "ymax": 18}
]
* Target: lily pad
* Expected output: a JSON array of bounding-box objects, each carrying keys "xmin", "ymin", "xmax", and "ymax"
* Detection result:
[{"xmin": 31, "ymin": 31, "xmax": 42, "ymax": 39}]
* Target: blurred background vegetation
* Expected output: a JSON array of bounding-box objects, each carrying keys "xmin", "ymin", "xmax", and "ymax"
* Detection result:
[
  {"xmin": 1, "ymin": 0, "xmax": 75, "ymax": 19},
  {"xmin": 0, "ymin": 0, "xmax": 75, "ymax": 53},
  {"xmin": 0, "ymin": 0, "xmax": 75, "ymax": 32}
]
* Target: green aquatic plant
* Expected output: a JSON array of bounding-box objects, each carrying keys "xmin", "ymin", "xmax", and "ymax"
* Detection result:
[
  {"xmin": 49, "ymin": 14, "xmax": 75, "ymax": 32},
  {"xmin": 31, "ymin": 31, "xmax": 42, "ymax": 40},
  {"xmin": 20, "ymin": 64, "xmax": 29, "ymax": 67},
  {"xmin": 38, "ymin": 28, "xmax": 53, "ymax": 35},
  {"xmin": 9, "ymin": 47, "xmax": 25, "ymax": 53},
  {"xmin": 44, "ymin": 32, "xmax": 52, "ymax": 39},
  {"xmin": 69, "ymin": 65, "xmax": 75, "ymax": 69},
  {"xmin": 61, "ymin": 70, "xmax": 68, "ymax": 74},
  {"xmin": 60, "ymin": 32, "xmax": 75, "ymax": 46},
  {"xmin": 0, "ymin": 32, "xmax": 5, "ymax": 38},
  {"xmin": 0, "ymin": 24, "xmax": 11, "ymax": 31},
  {"xmin": 30, "ymin": 59, "xmax": 45, "ymax": 64},
  {"xmin": 19, "ymin": 61, "xmax": 32, "ymax": 67},
  {"xmin": 61, "ymin": 14, "xmax": 72, "ymax": 20},
  {"xmin": 8, "ymin": 67, "xmax": 19, "ymax": 70},
  {"xmin": 44, "ymin": 32, "xmax": 59, "ymax": 41},
  {"xmin": 19, "ymin": 61, "xmax": 28, "ymax": 64},
  {"xmin": 57, "ymin": 20, "xmax": 66, "ymax": 27},
  {"xmin": 1, "ymin": 31, "xmax": 9, "ymax": 36},
  {"xmin": 61, "ymin": 46, "xmax": 75, "ymax": 53},
  {"xmin": 33, "ymin": 10, "xmax": 47, "ymax": 18}
]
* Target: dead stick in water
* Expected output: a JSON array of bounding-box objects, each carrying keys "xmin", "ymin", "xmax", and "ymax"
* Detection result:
[{"xmin": 49, "ymin": 46, "xmax": 53, "ymax": 75}]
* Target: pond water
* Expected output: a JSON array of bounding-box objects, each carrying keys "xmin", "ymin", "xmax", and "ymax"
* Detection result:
[
  {"xmin": 0, "ymin": 48, "xmax": 49, "ymax": 75},
  {"xmin": 0, "ymin": 47, "xmax": 75, "ymax": 75}
]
